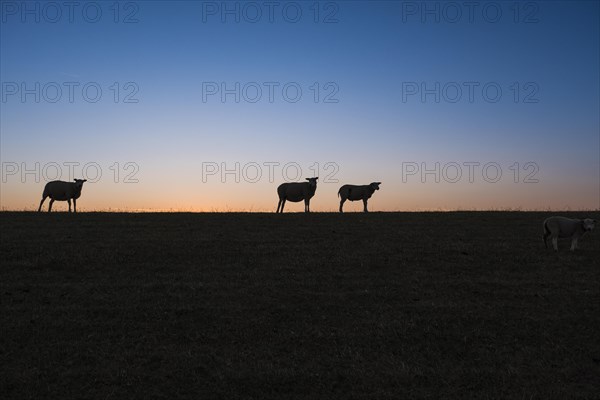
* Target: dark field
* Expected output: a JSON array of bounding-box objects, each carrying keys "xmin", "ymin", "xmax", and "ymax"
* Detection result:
[{"xmin": 1, "ymin": 211, "xmax": 599, "ymax": 399}]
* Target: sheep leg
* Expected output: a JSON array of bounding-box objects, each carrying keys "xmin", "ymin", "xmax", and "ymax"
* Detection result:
[
  {"xmin": 363, "ymin": 199, "xmax": 369, "ymax": 213},
  {"xmin": 48, "ymin": 199, "xmax": 55, "ymax": 212},
  {"xmin": 38, "ymin": 196, "xmax": 47, "ymax": 212},
  {"xmin": 552, "ymin": 237, "xmax": 558, "ymax": 251},
  {"xmin": 67, "ymin": 199, "xmax": 72, "ymax": 212},
  {"xmin": 570, "ymin": 237, "xmax": 578, "ymax": 251},
  {"xmin": 543, "ymin": 231, "xmax": 550, "ymax": 248},
  {"xmin": 279, "ymin": 199, "xmax": 286, "ymax": 213},
  {"xmin": 73, "ymin": 199, "xmax": 77, "ymax": 213},
  {"xmin": 339, "ymin": 198, "xmax": 345, "ymax": 213},
  {"xmin": 304, "ymin": 199, "xmax": 310, "ymax": 213}
]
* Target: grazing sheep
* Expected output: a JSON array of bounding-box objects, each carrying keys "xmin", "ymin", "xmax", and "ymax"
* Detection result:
[
  {"xmin": 543, "ymin": 216, "xmax": 596, "ymax": 251},
  {"xmin": 38, "ymin": 179, "xmax": 87, "ymax": 213},
  {"xmin": 338, "ymin": 182, "xmax": 381, "ymax": 213},
  {"xmin": 276, "ymin": 177, "xmax": 318, "ymax": 213}
]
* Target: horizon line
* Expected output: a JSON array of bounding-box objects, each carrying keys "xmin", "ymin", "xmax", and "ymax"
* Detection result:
[{"xmin": 2, "ymin": 208, "xmax": 599, "ymax": 214}]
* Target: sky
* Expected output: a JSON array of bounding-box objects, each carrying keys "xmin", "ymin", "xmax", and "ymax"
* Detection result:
[{"xmin": 1, "ymin": 0, "xmax": 599, "ymax": 211}]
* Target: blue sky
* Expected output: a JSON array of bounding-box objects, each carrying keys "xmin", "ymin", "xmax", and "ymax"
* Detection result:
[{"xmin": 1, "ymin": 1, "xmax": 599, "ymax": 211}]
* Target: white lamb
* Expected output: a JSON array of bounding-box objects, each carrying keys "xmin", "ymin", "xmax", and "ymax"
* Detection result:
[{"xmin": 543, "ymin": 216, "xmax": 596, "ymax": 251}]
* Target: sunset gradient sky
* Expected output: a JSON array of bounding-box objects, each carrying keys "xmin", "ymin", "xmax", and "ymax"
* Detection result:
[{"xmin": 1, "ymin": 1, "xmax": 599, "ymax": 211}]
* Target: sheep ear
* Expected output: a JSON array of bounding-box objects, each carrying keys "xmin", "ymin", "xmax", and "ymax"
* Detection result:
[
  {"xmin": 73, "ymin": 179, "xmax": 77, "ymax": 182},
  {"xmin": 83, "ymin": 179, "xmax": 87, "ymax": 182}
]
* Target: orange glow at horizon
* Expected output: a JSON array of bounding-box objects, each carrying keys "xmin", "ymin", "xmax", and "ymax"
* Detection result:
[{"xmin": 2, "ymin": 179, "xmax": 598, "ymax": 212}]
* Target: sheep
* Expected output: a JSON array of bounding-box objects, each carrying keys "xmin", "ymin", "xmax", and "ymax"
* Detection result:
[
  {"xmin": 38, "ymin": 179, "xmax": 87, "ymax": 213},
  {"xmin": 338, "ymin": 182, "xmax": 381, "ymax": 213},
  {"xmin": 276, "ymin": 177, "xmax": 318, "ymax": 213},
  {"xmin": 543, "ymin": 216, "xmax": 596, "ymax": 251}
]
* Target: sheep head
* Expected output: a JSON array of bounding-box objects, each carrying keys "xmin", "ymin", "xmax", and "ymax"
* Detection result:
[
  {"xmin": 582, "ymin": 219, "xmax": 596, "ymax": 232},
  {"xmin": 306, "ymin": 177, "xmax": 318, "ymax": 188}
]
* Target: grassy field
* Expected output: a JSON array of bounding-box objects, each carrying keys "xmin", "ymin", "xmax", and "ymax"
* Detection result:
[{"xmin": 1, "ymin": 211, "xmax": 599, "ymax": 399}]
